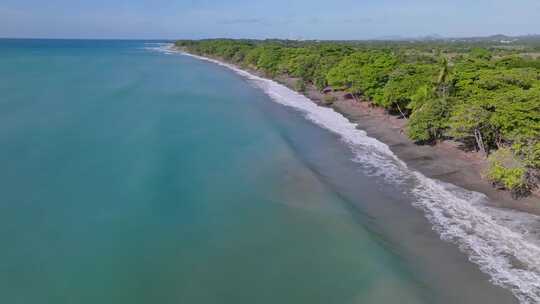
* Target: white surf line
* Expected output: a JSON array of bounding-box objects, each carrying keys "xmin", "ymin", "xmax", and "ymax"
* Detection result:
[{"xmin": 155, "ymin": 43, "xmax": 540, "ymax": 303}]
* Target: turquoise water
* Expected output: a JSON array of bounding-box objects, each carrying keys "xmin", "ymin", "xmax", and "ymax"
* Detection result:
[{"xmin": 0, "ymin": 40, "xmax": 518, "ymax": 304}]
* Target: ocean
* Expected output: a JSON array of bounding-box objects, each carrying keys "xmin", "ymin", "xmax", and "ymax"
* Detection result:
[{"xmin": 0, "ymin": 39, "xmax": 537, "ymax": 303}]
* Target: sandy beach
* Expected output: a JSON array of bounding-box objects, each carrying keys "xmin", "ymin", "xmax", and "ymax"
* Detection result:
[
  {"xmin": 297, "ymin": 81, "xmax": 540, "ymax": 216},
  {"xmin": 174, "ymin": 47, "xmax": 540, "ymax": 302},
  {"xmin": 178, "ymin": 47, "xmax": 540, "ymax": 216},
  {"xmin": 4, "ymin": 1, "xmax": 540, "ymax": 303}
]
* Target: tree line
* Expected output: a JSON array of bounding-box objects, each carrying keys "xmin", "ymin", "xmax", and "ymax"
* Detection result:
[{"xmin": 175, "ymin": 39, "xmax": 540, "ymax": 198}]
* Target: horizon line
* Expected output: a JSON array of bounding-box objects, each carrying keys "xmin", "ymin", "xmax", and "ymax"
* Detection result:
[{"xmin": 1, "ymin": 33, "xmax": 540, "ymax": 42}]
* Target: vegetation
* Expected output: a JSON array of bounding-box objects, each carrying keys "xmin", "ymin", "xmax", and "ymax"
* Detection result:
[
  {"xmin": 322, "ymin": 94, "xmax": 337, "ymax": 105},
  {"xmin": 175, "ymin": 38, "xmax": 540, "ymax": 197},
  {"xmin": 487, "ymin": 148, "xmax": 531, "ymax": 198}
]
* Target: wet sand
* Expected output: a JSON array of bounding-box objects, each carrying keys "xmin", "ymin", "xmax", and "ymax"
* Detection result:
[
  {"xmin": 275, "ymin": 75, "xmax": 540, "ymax": 216},
  {"xmin": 178, "ymin": 47, "xmax": 540, "ymax": 216}
]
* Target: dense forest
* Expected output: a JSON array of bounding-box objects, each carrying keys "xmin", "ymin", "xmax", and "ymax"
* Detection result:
[{"xmin": 175, "ymin": 38, "xmax": 540, "ymax": 198}]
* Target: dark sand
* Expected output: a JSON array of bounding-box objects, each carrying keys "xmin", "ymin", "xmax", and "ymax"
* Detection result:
[
  {"xmin": 175, "ymin": 50, "xmax": 540, "ymax": 303},
  {"xmin": 275, "ymin": 75, "xmax": 540, "ymax": 216},
  {"xmin": 177, "ymin": 48, "xmax": 540, "ymax": 216}
]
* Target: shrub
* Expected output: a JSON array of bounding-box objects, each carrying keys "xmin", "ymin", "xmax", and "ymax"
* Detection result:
[
  {"xmin": 486, "ymin": 148, "xmax": 530, "ymax": 198},
  {"xmin": 513, "ymin": 141, "xmax": 540, "ymax": 168}
]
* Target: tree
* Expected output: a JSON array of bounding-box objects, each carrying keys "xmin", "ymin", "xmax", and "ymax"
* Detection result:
[
  {"xmin": 326, "ymin": 51, "xmax": 398, "ymax": 101},
  {"xmin": 381, "ymin": 64, "xmax": 438, "ymax": 117},
  {"xmin": 326, "ymin": 52, "xmax": 371, "ymax": 91},
  {"xmin": 448, "ymin": 101, "xmax": 493, "ymax": 155},
  {"xmin": 256, "ymin": 46, "xmax": 284, "ymax": 75},
  {"xmin": 407, "ymin": 97, "xmax": 450, "ymax": 142},
  {"xmin": 470, "ymin": 48, "xmax": 492, "ymax": 61}
]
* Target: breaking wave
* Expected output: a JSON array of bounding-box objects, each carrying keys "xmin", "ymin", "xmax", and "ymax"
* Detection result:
[{"xmin": 142, "ymin": 42, "xmax": 177, "ymax": 54}]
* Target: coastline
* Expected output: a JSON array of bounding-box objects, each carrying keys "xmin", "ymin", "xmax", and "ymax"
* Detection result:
[
  {"xmin": 295, "ymin": 81, "xmax": 540, "ymax": 216},
  {"xmin": 176, "ymin": 47, "xmax": 540, "ymax": 216},
  {"xmin": 171, "ymin": 46, "xmax": 540, "ymax": 303}
]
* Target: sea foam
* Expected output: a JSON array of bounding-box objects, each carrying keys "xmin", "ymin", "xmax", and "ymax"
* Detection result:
[
  {"xmin": 143, "ymin": 42, "xmax": 178, "ymax": 54},
  {"xmin": 155, "ymin": 44, "xmax": 540, "ymax": 303}
]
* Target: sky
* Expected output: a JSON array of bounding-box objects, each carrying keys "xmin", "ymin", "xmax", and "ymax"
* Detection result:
[{"xmin": 1, "ymin": 0, "xmax": 539, "ymax": 40}]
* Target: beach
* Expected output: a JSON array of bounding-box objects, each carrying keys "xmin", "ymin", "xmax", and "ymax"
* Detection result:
[
  {"xmin": 299, "ymin": 81, "xmax": 540, "ymax": 215},
  {"xmin": 0, "ymin": 39, "xmax": 538, "ymax": 304},
  {"xmin": 175, "ymin": 45, "xmax": 540, "ymax": 303},
  {"xmin": 177, "ymin": 46, "xmax": 540, "ymax": 215}
]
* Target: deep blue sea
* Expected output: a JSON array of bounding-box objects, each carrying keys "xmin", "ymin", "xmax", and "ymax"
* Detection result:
[{"xmin": 0, "ymin": 39, "xmax": 525, "ymax": 303}]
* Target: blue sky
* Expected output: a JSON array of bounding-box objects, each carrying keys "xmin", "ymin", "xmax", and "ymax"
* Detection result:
[{"xmin": 1, "ymin": 0, "xmax": 539, "ymax": 39}]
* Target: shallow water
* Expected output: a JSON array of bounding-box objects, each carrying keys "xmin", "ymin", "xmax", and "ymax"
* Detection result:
[{"xmin": 0, "ymin": 39, "xmax": 524, "ymax": 303}]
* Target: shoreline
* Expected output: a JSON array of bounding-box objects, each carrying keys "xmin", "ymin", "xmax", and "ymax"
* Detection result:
[
  {"xmin": 295, "ymin": 80, "xmax": 540, "ymax": 216},
  {"xmin": 177, "ymin": 47, "xmax": 540, "ymax": 216},
  {"xmin": 170, "ymin": 46, "xmax": 540, "ymax": 302}
]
